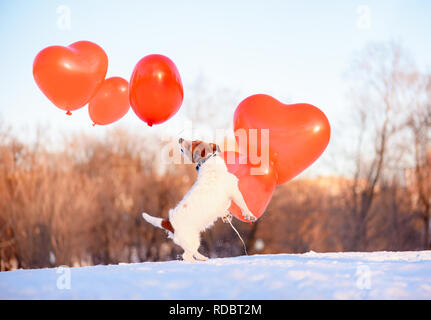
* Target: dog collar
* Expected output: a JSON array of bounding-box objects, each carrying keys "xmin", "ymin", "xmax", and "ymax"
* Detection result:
[{"xmin": 196, "ymin": 153, "xmax": 217, "ymax": 172}]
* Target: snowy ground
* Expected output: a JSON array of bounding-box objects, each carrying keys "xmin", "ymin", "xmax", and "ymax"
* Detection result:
[{"xmin": 1, "ymin": 251, "xmax": 431, "ymax": 299}]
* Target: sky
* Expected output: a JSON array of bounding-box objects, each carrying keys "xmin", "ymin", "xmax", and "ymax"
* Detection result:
[{"xmin": 0, "ymin": 0, "xmax": 430, "ymax": 175}]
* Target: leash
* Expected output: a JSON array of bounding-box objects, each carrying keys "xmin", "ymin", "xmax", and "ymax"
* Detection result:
[{"xmin": 227, "ymin": 217, "xmax": 248, "ymax": 256}]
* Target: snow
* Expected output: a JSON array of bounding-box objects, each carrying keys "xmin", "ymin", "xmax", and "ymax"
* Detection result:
[{"xmin": 1, "ymin": 251, "xmax": 431, "ymax": 299}]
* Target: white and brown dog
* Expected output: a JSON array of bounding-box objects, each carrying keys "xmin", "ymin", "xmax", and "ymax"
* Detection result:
[{"xmin": 142, "ymin": 138, "xmax": 257, "ymax": 262}]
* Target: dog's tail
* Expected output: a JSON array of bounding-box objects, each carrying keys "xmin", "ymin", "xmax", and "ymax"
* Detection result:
[{"xmin": 142, "ymin": 212, "xmax": 174, "ymax": 233}]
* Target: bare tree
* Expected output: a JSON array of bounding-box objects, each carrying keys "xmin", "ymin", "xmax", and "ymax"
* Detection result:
[
  {"xmin": 405, "ymin": 73, "xmax": 431, "ymax": 249},
  {"xmin": 345, "ymin": 42, "xmax": 412, "ymax": 251},
  {"xmin": 183, "ymin": 75, "xmax": 240, "ymax": 131}
]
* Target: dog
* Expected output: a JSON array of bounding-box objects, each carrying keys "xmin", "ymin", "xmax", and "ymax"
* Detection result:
[{"xmin": 142, "ymin": 138, "xmax": 257, "ymax": 262}]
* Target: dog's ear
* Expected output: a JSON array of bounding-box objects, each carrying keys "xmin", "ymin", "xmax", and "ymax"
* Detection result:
[
  {"xmin": 200, "ymin": 148, "xmax": 206, "ymax": 158},
  {"xmin": 210, "ymin": 143, "xmax": 221, "ymax": 153},
  {"xmin": 191, "ymin": 140, "xmax": 204, "ymax": 162}
]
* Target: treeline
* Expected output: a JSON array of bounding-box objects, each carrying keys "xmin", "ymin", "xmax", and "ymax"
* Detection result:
[{"xmin": 0, "ymin": 127, "xmax": 427, "ymax": 271}]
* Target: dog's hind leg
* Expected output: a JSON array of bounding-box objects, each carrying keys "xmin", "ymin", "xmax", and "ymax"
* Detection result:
[
  {"xmin": 182, "ymin": 236, "xmax": 204, "ymax": 262},
  {"xmin": 174, "ymin": 232, "xmax": 199, "ymax": 263},
  {"xmin": 194, "ymin": 251, "xmax": 208, "ymax": 261},
  {"xmin": 182, "ymin": 251, "xmax": 196, "ymax": 263}
]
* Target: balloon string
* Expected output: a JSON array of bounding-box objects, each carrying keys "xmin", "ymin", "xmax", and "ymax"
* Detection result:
[{"xmin": 227, "ymin": 218, "xmax": 248, "ymax": 256}]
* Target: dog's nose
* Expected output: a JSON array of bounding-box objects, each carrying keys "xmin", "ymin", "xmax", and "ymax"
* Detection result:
[{"xmin": 178, "ymin": 138, "xmax": 184, "ymax": 144}]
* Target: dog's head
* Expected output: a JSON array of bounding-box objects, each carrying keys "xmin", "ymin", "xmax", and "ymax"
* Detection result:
[{"xmin": 178, "ymin": 138, "xmax": 221, "ymax": 163}]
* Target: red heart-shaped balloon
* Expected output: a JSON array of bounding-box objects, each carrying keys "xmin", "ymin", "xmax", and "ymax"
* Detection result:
[
  {"xmin": 221, "ymin": 151, "xmax": 276, "ymax": 222},
  {"xmin": 89, "ymin": 77, "xmax": 130, "ymax": 126},
  {"xmin": 129, "ymin": 54, "xmax": 183, "ymax": 126},
  {"xmin": 234, "ymin": 94, "xmax": 330, "ymax": 185},
  {"xmin": 33, "ymin": 41, "xmax": 108, "ymax": 114}
]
